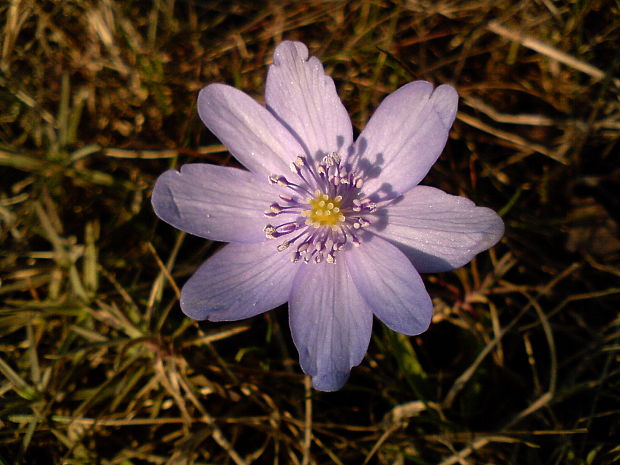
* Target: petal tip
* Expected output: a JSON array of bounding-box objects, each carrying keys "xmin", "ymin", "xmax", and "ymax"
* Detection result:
[
  {"xmin": 151, "ymin": 169, "xmax": 181, "ymax": 222},
  {"xmin": 179, "ymin": 291, "xmax": 207, "ymax": 321},
  {"xmin": 485, "ymin": 209, "xmax": 506, "ymax": 247},
  {"xmin": 273, "ymin": 40, "xmax": 309, "ymax": 65},
  {"xmin": 197, "ymin": 83, "xmax": 224, "ymax": 104},
  {"xmin": 311, "ymin": 371, "xmax": 350, "ymax": 392},
  {"xmin": 196, "ymin": 84, "xmax": 222, "ymax": 124},
  {"xmin": 431, "ymin": 84, "xmax": 459, "ymax": 128}
]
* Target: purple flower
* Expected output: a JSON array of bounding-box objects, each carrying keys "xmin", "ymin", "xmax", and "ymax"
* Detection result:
[{"xmin": 152, "ymin": 41, "xmax": 504, "ymax": 391}]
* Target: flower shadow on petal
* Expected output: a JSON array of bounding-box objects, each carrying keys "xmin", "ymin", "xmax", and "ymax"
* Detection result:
[
  {"xmin": 348, "ymin": 136, "xmax": 402, "ymax": 203},
  {"xmin": 269, "ymin": 112, "xmax": 352, "ymax": 165},
  {"xmin": 350, "ymin": 137, "xmax": 382, "ymax": 179},
  {"xmin": 382, "ymin": 240, "xmax": 454, "ymax": 272},
  {"xmin": 368, "ymin": 195, "xmax": 454, "ymax": 272}
]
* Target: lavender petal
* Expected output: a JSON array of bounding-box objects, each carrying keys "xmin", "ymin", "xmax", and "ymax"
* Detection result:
[
  {"xmin": 353, "ymin": 82, "xmax": 458, "ymax": 198},
  {"xmin": 152, "ymin": 164, "xmax": 279, "ymax": 243},
  {"xmin": 345, "ymin": 235, "xmax": 433, "ymax": 335},
  {"xmin": 372, "ymin": 185, "xmax": 504, "ymax": 272},
  {"xmin": 266, "ymin": 41, "xmax": 353, "ymax": 161},
  {"xmin": 289, "ymin": 259, "xmax": 373, "ymax": 391},
  {"xmin": 198, "ymin": 83, "xmax": 305, "ymax": 177},
  {"xmin": 181, "ymin": 241, "xmax": 298, "ymax": 321}
]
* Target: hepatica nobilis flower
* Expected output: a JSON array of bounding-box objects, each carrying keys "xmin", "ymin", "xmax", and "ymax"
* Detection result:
[{"xmin": 152, "ymin": 41, "xmax": 504, "ymax": 391}]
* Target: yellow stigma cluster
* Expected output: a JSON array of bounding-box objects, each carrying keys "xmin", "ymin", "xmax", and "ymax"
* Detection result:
[{"xmin": 301, "ymin": 192, "xmax": 345, "ymax": 229}]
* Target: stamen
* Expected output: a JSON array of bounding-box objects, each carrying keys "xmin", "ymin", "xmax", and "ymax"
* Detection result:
[
  {"xmin": 277, "ymin": 241, "xmax": 291, "ymax": 251},
  {"xmin": 264, "ymin": 225, "xmax": 277, "ymax": 239},
  {"xmin": 264, "ymin": 151, "xmax": 373, "ymax": 264},
  {"xmin": 268, "ymin": 174, "xmax": 289, "ymax": 187},
  {"xmin": 276, "ymin": 222, "xmax": 299, "ymax": 234}
]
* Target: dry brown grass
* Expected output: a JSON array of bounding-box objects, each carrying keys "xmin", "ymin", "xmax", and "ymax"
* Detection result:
[{"xmin": 1, "ymin": 0, "xmax": 619, "ymax": 464}]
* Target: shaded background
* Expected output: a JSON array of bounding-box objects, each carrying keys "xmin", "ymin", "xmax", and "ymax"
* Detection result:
[{"xmin": 1, "ymin": 0, "xmax": 619, "ymax": 463}]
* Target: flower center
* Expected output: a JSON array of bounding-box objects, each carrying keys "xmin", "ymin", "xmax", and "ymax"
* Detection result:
[
  {"xmin": 264, "ymin": 153, "xmax": 376, "ymax": 264},
  {"xmin": 303, "ymin": 193, "xmax": 345, "ymax": 228}
]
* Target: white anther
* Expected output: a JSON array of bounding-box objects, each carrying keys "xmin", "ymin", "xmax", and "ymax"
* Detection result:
[
  {"xmin": 264, "ymin": 225, "xmax": 277, "ymax": 239},
  {"xmin": 268, "ymin": 174, "xmax": 289, "ymax": 187},
  {"xmin": 277, "ymin": 241, "xmax": 291, "ymax": 252}
]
